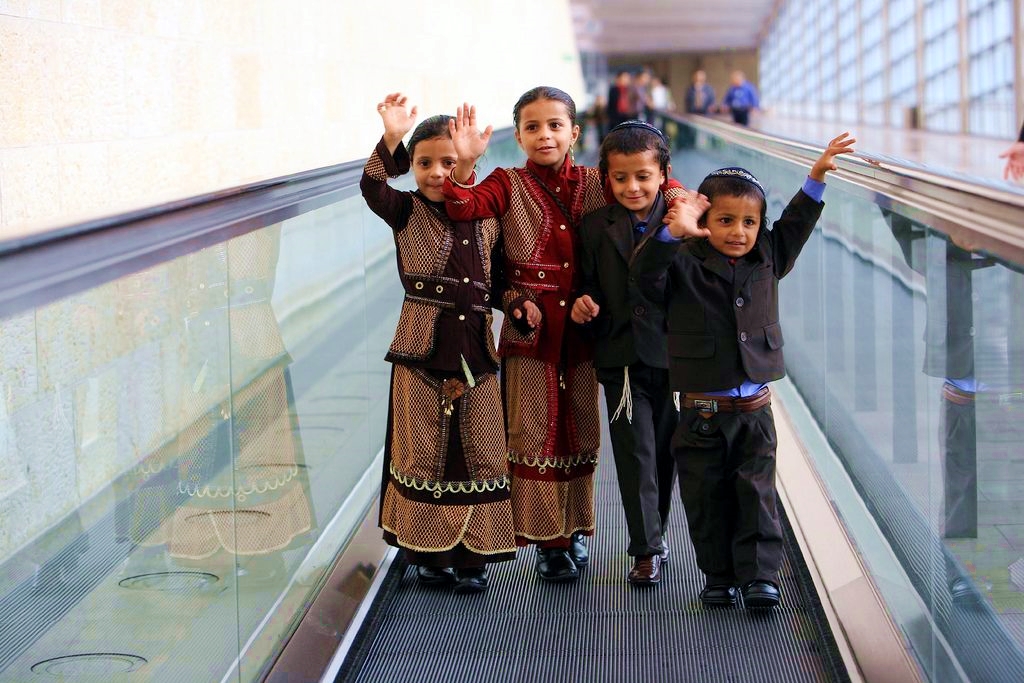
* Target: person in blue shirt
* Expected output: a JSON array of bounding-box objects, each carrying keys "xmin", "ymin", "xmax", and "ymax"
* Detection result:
[{"xmin": 720, "ymin": 70, "xmax": 759, "ymax": 126}]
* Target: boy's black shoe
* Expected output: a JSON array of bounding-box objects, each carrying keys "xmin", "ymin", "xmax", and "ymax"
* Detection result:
[
  {"xmin": 742, "ymin": 580, "xmax": 781, "ymax": 608},
  {"xmin": 454, "ymin": 566, "xmax": 489, "ymax": 594},
  {"xmin": 416, "ymin": 565, "xmax": 456, "ymax": 586},
  {"xmin": 699, "ymin": 583, "xmax": 737, "ymax": 607},
  {"xmin": 536, "ymin": 548, "xmax": 579, "ymax": 583},
  {"xmin": 569, "ymin": 532, "xmax": 589, "ymax": 567}
]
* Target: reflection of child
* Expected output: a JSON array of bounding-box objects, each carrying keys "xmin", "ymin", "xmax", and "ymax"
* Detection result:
[
  {"xmin": 633, "ymin": 133, "xmax": 855, "ymax": 609},
  {"xmin": 572, "ymin": 120, "xmax": 678, "ymax": 586},
  {"xmin": 444, "ymin": 87, "xmax": 685, "ymax": 583},
  {"xmin": 360, "ymin": 93, "xmax": 516, "ymax": 594}
]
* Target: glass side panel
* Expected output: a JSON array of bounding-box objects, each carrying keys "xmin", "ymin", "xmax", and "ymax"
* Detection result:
[
  {"xmin": 672, "ymin": 116, "xmax": 1024, "ymax": 682},
  {"xmin": 0, "ymin": 131, "xmax": 526, "ymax": 682}
]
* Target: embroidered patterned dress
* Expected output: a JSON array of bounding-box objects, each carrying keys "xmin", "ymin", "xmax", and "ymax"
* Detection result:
[
  {"xmin": 444, "ymin": 158, "xmax": 608, "ymax": 545},
  {"xmin": 360, "ymin": 139, "xmax": 516, "ymax": 567}
]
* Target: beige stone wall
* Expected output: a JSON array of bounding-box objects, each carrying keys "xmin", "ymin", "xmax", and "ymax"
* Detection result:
[{"xmin": 0, "ymin": 0, "xmax": 584, "ymax": 238}]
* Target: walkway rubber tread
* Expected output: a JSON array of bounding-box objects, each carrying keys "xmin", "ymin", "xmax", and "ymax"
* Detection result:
[{"xmin": 336, "ymin": 423, "xmax": 850, "ymax": 683}]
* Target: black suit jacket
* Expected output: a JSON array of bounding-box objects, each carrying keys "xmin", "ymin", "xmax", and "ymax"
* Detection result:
[
  {"xmin": 632, "ymin": 189, "xmax": 823, "ymax": 391},
  {"xmin": 577, "ymin": 197, "xmax": 670, "ymax": 369}
]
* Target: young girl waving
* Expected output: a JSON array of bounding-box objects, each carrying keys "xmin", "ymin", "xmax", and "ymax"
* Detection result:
[
  {"xmin": 443, "ymin": 87, "xmax": 683, "ymax": 582},
  {"xmin": 360, "ymin": 93, "xmax": 516, "ymax": 593}
]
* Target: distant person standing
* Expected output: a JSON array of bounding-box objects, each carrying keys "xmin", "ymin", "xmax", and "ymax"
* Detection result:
[
  {"xmin": 999, "ymin": 120, "xmax": 1024, "ymax": 181},
  {"xmin": 684, "ymin": 69, "xmax": 715, "ymax": 115},
  {"xmin": 607, "ymin": 70, "xmax": 639, "ymax": 129},
  {"xmin": 721, "ymin": 70, "xmax": 759, "ymax": 126},
  {"xmin": 634, "ymin": 67, "xmax": 653, "ymax": 122}
]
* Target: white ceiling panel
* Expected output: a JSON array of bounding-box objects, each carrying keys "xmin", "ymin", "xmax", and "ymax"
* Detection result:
[{"xmin": 571, "ymin": 0, "xmax": 780, "ymax": 54}]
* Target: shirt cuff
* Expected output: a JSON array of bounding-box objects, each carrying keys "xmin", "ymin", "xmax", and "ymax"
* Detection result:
[
  {"xmin": 653, "ymin": 225, "xmax": 682, "ymax": 243},
  {"xmin": 802, "ymin": 176, "xmax": 826, "ymax": 203}
]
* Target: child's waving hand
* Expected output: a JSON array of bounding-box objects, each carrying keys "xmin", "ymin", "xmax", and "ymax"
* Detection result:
[
  {"xmin": 809, "ymin": 132, "xmax": 856, "ymax": 182},
  {"xmin": 378, "ymin": 92, "xmax": 418, "ymax": 152},
  {"xmin": 450, "ymin": 103, "xmax": 494, "ymax": 183},
  {"xmin": 663, "ymin": 190, "xmax": 711, "ymax": 240}
]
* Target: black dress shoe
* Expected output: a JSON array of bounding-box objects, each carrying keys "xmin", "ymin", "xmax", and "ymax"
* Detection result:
[
  {"xmin": 699, "ymin": 583, "xmax": 737, "ymax": 607},
  {"xmin": 569, "ymin": 533, "xmax": 589, "ymax": 567},
  {"xmin": 950, "ymin": 577, "xmax": 982, "ymax": 605},
  {"xmin": 416, "ymin": 565, "xmax": 455, "ymax": 586},
  {"xmin": 742, "ymin": 580, "xmax": 781, "ymax": 608},
  {"xmin": 536, "ymin": 548, "xmax": 579, "ymax": 583},
  {"xmin": 627, "ymin": 554, "xmax": 662, "ymax": 586},
  {"xmin": 454, "ymin": 566, "xmax": 489, "ymax": 594}
]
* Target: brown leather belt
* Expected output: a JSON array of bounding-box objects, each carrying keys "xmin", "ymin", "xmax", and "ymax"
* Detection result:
[
  {"xmin": 681, "ymin": 387, "xmax": 771, "ymax": 414},
  {"xmin": 941, "ymin": 381, "xmax": 975, "ymax": 406}
]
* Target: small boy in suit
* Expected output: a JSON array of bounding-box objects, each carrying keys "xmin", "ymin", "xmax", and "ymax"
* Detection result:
[
  {"xmin": 571, "ymin": 120, "xmax": 678, "ymax": 586},
  {"xmin": 632, "ymin": 132, "xmax": 855, "ymax": 607}
]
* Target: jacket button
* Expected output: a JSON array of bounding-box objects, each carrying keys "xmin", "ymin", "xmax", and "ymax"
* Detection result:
[
  {"xmin": 415, "ymin": 282, "xmax": 424, "ymax": 290},
  {"xmin": 700, "ymin": 422, "xmax": 710, "ymax": 432},
  {"xmin": 514, "ymin": 269, "xmax": 521, "ymax": 276},
  {"xmin": 563, "ymin": 262, "xmax": 570, "ymax": 269},
  {"xmin": 740, "ymin": 331, "xmax": 748, "ymax": 342},
  {"xmin": 462, "ymin": 239, "xmax": 469, "ymax": 245},
  {"xmin": 559, "ymin": 224, "xmax": 567, "ymax": 231},
  {"xmin": 463, "ymin": 277, "xmax": 470, "ymax": 283},
  {"xmin": 458, "ymin": 314, "xmax": 466, "ymax": 321},
  {"xmin": 633, "ymin": 305, "xmax": 646, "ymax": 316},
  {"xmin": 559, "ymin": 300, "xmax": 566, "ymax": 307},
  {"xmin": 436, "ymin": 285, "xmax": 444, "ymax": 293},
  {"xmin": 537, "ymin": 271, "xmax": 545, "ymax": 279},
  {"xmin": 735, "ymin": 297, "xmax": 744, "ymax": 307}
]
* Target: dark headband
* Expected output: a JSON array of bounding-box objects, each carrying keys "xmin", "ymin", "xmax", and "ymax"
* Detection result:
[
  {"xmin": 608, "ymin": 119, "xmax": 668, "ymax": 144},
  {"xmin": 706, "ymin": 166, "xmax": 765, "ymax": 197}
]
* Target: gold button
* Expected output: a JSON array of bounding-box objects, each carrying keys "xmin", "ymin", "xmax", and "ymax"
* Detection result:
[
  {"xmin": 514, "ymin": 269, "xmax": 521, "ymax": 276},
  {"xmin": 537, "ymin": 271, "xmax": 545, "ymax": 279},
  {"xmin": 463, "ymin": 277, "xmax": 470, "ymax": 283},
  {"xmin": 559, "ymin": 224, "xmax": 566, "ymax": 231},
  {"xmin": 559, "ymin": 300, "xmax": 566, "ymax": 307},
  {"xmin": 555, "ymin": 187, "xmax": 561, "ymax": 193},
  {"xmin": 458, "ymin": 314, "xmax": 466, "ymax": 321},
  {"xmin": 415, "ymin": 282, "xmax": 424, "ymax": 289},
  {"xmin": 436, "ymin": 285, "xmax": 444, "ymax": 293},
  {"xmin": 563, "ymin": 262, "xmax": 569, "ymax": 269}
]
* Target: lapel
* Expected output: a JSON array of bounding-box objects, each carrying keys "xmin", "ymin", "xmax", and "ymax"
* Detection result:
[
  {"xmin": 611, "ymin": 195, "xmax": 669, "ymax": 265},
  {"xmin": 606, "ymin": 205, "xmax": 634, "ymax": 264},
  {"xmin": 693, "ymin": 239, "xmax": 735, "ymax": 283}
]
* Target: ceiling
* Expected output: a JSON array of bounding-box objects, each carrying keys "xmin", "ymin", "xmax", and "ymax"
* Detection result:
[{"xmin": 569, "ymin": 0, "xmax": 781, "ymax": 55}]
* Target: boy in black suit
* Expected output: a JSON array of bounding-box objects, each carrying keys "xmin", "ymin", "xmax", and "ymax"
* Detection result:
[
  {"xmin": 572, "ymin": 120, "xmax": 678, "ymax": 586},
  {"xmin": 632, "ymin": 133, "xmax": 855, "ymax": 607}
]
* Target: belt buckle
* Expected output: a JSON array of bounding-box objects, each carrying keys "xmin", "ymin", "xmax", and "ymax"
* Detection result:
[{"xmin": 693, "ymin": 398, "xmax": 718, "ymax": 413}]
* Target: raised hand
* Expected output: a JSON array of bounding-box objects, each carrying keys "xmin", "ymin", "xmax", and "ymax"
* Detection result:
[
  {"xmin": 571, "ymin": 295, "xmax": 600, "ymax": 324},
  {"xmin": 450, "ymin": 102, "xmax": 494, "ymax": 182},
  {"xmin": 664, "ymin": 190, "xmax": 711, "ymax": 239},
  {"xmin": 809, "ymin": 132, "xmax": 856, "ymax": 181},
  {"xmin": 377, "ymin": 92, "xmax": 418, "ymax": 152},
  {"xmin": 999, "ymin": 141, "xmax": 1024, "ymax": 182}
]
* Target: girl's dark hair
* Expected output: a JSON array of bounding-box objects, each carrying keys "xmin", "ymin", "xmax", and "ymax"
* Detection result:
[
  {"xmin": 512, "ymin": 86, "xmax": 577, "ymax": 128},
  {"xmin": 408, "ymin": 115, "xmax": 453, "ymax": 157},
  {"xmin": 696, "ymin": 171, "xmax": 768, "ymax": 228},
  {"xmin": 598, "ymin": 121, "xmax": 671, "ymax": 179}
]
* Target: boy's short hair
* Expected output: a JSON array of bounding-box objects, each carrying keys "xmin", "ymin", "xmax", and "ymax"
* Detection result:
[
  {"xmin": 598, "ymin": 120, "xmax": 671, "ymax": 179},
  {"xmin": 697, "ymin": 166, "xmax": 769, "ymax": 229}
]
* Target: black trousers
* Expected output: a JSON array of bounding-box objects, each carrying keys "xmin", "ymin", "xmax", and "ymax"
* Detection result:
[
  {"xmin": 598, "ymin": 363, "xmax": 677, "ymax": 557},
  {"xmin": 673, "ymin": 403, "xmax": 782, "ymax": 586},
  {"xmin": 941, "ymin": 389, "xmax": 977, "ymax": 539}
]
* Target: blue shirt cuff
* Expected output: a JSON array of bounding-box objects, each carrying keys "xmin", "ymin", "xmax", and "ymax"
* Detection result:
[
  {"xmin": 802, "ymin": 176, "xmax": 825, "ymax": 203},
  {"xmin": 653, "ymin": 225, "xmax": 682, "ymax": 243}
]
